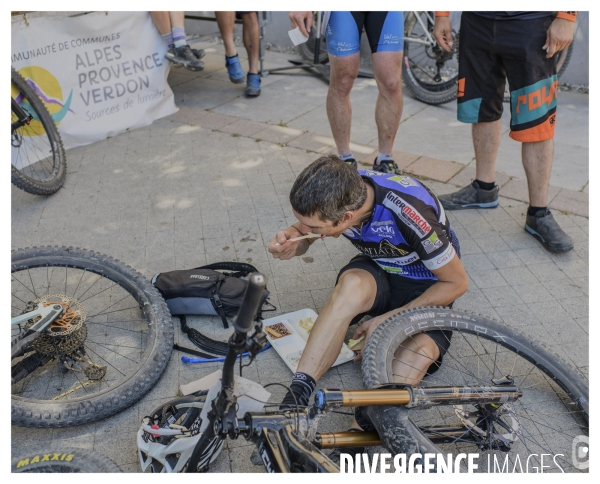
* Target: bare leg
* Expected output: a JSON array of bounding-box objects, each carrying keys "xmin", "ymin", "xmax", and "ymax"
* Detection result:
[
  {"xmin": 472, "ymin": 120, "xmax": 502, "ymax": 182},
  {"xmin": 522, "ymin": 139, "xmax": 553, "ymax": 207},
  {"xmin": 215, "ymin": 12, "xmax": 238, "ymax": 57},
  {"xmin": 150, "ymin": 12, "xmax": 172, "ymax": 36},
  {"xmin": 327, "ymin": 53, "xmax": 360, "ymax": 155},
  {"xmin": 168, "ymin": 11, "xmax": 185, "ymax": 29},
  {"xmin": 296, "ymin": 269, "xmax": 376, "ymax": 381},
  {"xmin": 241, "ymin": 12, "xmax": 260, "ymax": 74},
  {"xmin": 371, "ymin": 51, "xmax": 403, "ymax": 153},
  {"xmin": 346, "ymin": 333, "xmax": 440, "ymax": 430},
  {"xmin": 391, "ymin": 334, "xmax": 440, "ymax": 385}
]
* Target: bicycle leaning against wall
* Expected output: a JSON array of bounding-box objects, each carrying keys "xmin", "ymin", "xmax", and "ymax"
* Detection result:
[{"xmin": 11, "ymin": 67, "xmax": 67, "ymax": 195}]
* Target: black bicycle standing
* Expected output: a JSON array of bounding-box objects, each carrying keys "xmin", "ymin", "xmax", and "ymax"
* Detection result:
[
  {"xmin": 11, "ymin": 67, "xmax": 67, "ymax": 195},
  {"xmin": 141, "ymin": 272, "xmax": 589, "ymax": 473}
]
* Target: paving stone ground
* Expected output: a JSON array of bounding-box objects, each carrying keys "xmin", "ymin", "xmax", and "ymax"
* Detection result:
[{"xmin": 11, "ymin": 39, "xmax": 589, "ymax": 473}]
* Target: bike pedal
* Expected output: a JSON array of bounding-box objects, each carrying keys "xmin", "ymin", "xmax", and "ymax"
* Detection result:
[{"xmin": 250, "ymin": 449, "xmax": 262, "ymax": 465}]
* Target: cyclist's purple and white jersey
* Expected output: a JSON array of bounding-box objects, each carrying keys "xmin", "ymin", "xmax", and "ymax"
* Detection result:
[{"xmin": 343, "ymin": 170, "xmax": 461, "ymax": 281}]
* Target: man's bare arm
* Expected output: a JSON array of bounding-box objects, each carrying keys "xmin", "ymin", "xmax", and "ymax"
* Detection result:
[
  {"xmin": 267, "ymin": 222, "xmax": 319, "ymax": 260},
  {"xmin": 289, "ymin": 11, "xmax": 313, "ymax": 38},
  {"xmin": 352, "ymin": 255, "xmax": 469, "ymax": 358}
]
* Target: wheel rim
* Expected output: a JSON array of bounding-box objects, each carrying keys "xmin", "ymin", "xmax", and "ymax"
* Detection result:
[
  {"xmin": 404, "ymin": 12, "xmax": 459, "ymax": 91},
  {"xmin": 11, "ymin": 81, "xmax": 62, "ymax": 184},
  {"xmin": 382, "ymin": 327, "xmax": 588, "ymax": 472},
  {"xmin": 11, "ymin": 257, "xmax": 156, "ymax": 404}
]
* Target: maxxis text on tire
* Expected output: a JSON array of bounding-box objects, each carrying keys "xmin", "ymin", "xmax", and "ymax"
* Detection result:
[{"xmin": 12, "ymin": 447, "xmax": 121, "ymax": 473}]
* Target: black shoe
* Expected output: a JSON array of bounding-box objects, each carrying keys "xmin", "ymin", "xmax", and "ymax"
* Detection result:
[
  {"xmin": 372, "ymin": 158, "xmax": 400, "ymax": 174},
  {"xmin": 438, "ymin": 180, "xmax": 500, "ymax": 210},
  {"xmin": 191, "ymin": 48, "xmax": 205, "ymax": 60},
  {"xmin": 343, "ymin": 158, "xmax": 357, "ymax": 169},
  {"xmin": 525, "ymin": 209, "xmax": 574, "ymax": 253},
  {"xmin": 165, "ymin": 45, "xmax": 204, "ymax": 71},
  {"xmin": 327, "ymin": 429, "xmax": 366, "ymax": 467}
]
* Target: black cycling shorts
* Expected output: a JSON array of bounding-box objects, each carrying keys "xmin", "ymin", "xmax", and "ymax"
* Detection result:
[
  {"xmin": 457, "ymin": 12, "xmax": 558, "ymax": 142},
  {"xmin": 336, "ymin": 254, "xmax": 452, "ymax": 366}
]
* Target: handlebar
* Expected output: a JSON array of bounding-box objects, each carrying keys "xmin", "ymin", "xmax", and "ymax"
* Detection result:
[{"xmin": 232, "ymin": 273, "xmax": 268, "ymax": 333}]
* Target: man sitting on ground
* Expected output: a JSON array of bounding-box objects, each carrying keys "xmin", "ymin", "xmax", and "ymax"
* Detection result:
[{"xmin": 268, "ymin": 155, "xmax": 469, "ymax": 437}]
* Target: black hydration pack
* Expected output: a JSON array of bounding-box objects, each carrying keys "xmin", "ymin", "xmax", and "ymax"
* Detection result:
[{"xmin": 152, "ymin": 262, "xmax": 274, "ymax": 358}]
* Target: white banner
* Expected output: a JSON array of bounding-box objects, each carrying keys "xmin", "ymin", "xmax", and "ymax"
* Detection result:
[{"xmin": 11, "ymin": 12, "xmax": 177, "ymax": 152}]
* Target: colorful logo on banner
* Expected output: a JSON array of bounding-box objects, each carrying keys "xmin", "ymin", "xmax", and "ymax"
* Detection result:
[{"xmin": 12, "ymin": 66, "xmax": 73, "ymax": 136}]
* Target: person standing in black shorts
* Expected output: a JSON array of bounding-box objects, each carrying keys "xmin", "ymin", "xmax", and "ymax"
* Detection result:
[{"xmin": 433, "ymin": 11, "xmax": 577, "ymax": 253}]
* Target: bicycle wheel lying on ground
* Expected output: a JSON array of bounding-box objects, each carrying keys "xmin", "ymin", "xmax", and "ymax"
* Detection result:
[
  {"xmin": 402, "ymin": 11, "xmax": 460, "ymax": 105},
  {"xmin": 11, "ymin": 67, "xmax": 67, "ymax": 196},
  {"xmin": 12, "ymin": 447, "xmax": 121, "ymax": 473},
  {"xmin": 11, "ymin": 246, "xmax": 174, "ymax": 428},
  {"xmin": 363, "ymin": 307, "xmax": 589, "ymax": 473}
]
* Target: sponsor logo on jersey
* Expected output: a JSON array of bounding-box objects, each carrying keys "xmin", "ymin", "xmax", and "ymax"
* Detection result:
[
  {"xmin": 377, "ymin": 252, "xmax": 420, "ymax": 266},
  {"xmin": 351, "ymin": 238, "xmax": 409, "ymax": 257},
  {"xmin": 383, "ymin": 192, "xmax": 432, "ymax": 237},
  {"xmin": 423, "ymin": 245, "xmax": 455, "ymax": 270},
  {"xmin": 389, "ymin": 175, "xmax": 419, "ymax": 187},
  {"xmin": 362, "ymin": 170, "xmax": 387, "ymax": 177},
  {"xmin": 434, "ymin": 246, "xmax": 455, "ymax": 266},
  {"xmin": 371, "ymin": 220, "xmax": 396, "ymax": 238},
  {"xmin": 421, "ymin": 232, "xmax": 443, "ymax": 254}
]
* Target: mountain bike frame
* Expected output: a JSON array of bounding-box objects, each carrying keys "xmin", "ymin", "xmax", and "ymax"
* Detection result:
[
  {"xmin": 404, "ymin": 11, "xmax": 437, "ymax": 47},
  {"xmin": 11, "ymin": 96, "xmax": 33, "ymax": 137},
  {"xmin": 183, "ymin": 273, "xmax": 524, "ymax": 473}
]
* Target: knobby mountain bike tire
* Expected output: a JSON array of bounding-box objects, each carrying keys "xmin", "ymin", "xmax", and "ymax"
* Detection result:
[
  {"xmin": 11, "ymin": 67, "xmax": 67, "ymax": 196},
  {"xmin": 402, "ymin": 12, "xmax": 460, "ymax": 105},
  {"xmin": 11, "ymin": 246, "xmax": 174, "ymax": 428},
  {"xmin": 12, "ymin": 447, "xmax": 121, "ymax": 473},
  {"xmin": 556, "ymin": 42, "xmax": 573, "ymax": 80},
  {"xmin": 362, "ymin": 307, "xmax": 589, "ymax": 473}
]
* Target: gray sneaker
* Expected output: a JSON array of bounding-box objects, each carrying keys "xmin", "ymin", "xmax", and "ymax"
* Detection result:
[
  {"xmin": 438, "ymin": 181, "xmax": 499, "ymax": 210},
  {"xmin": 165, "ymin": 45, "xmax": 204, "ymax": 71},
  {"xmin": 525, "ymin": 209, "xmax": 574, "ymax": 253}
]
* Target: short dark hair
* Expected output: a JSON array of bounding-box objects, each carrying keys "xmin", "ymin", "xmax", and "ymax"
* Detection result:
[{"xmin": 289, "ymin": 155, "xmax": 367, "ymax": 223}]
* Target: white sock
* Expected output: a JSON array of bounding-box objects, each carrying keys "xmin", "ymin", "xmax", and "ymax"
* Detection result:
[
  {"xmin": 339, "ymin": 153, "xmax": 354, "ymax": 161},
  {"xmin": 375, "ymin": 152, "xmax": 393, "ymax": 165}
]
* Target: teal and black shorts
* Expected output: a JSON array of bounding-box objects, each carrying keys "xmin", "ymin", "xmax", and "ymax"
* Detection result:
[{"xmin": 457, "ymin": 12, "xmax": 559, "ymax": 142}]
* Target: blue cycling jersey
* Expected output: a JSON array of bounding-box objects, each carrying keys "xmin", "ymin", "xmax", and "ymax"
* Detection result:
[{"xmin": 342, "ymin": 170, "xmax": 461, "ymax": 281}]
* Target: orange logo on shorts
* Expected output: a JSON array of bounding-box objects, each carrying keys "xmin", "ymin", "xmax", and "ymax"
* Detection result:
[
  {"xmin": 457, "ymin": 78, "xmax": 465, "ymax": 98},
  {"xmin": 515, "ymin": 80, "xmax": 559, "ymax": 114}
]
